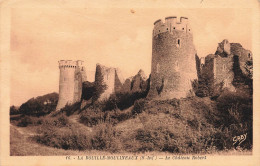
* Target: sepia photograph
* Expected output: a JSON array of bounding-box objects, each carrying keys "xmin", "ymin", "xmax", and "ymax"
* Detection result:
[{"xmin": 1, "ymin": 0, "xmax": 260, "ymax": 165}]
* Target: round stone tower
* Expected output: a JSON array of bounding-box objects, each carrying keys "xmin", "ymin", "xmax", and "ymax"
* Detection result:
[
  {"xmin": 56, "ymin": 60, "xmax": 86, "ymax": 110},
  {"xmin": 147, "ymin": 16, "xmax": 198, "ymax": 99}
]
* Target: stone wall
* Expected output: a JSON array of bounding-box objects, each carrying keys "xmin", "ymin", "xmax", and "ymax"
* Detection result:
[
  {"xmin": 148, "ymin": 16, "xmax": 197, "ymax": 99},
  {"xmin": 114, "ymin": 68, "xmax": 125, "ymax": 93},
  {"xmin": 94, "ymin": 64, "xmax": 116, "ymax": 101},
  {"xmin": 121, "ymin": 70, "xmax": 148, "ymax": 93},
  {"xmin": 201, "ymin": 39, "xmax": 252, "ymax": 92},
  {"xmin": 56, "ymin": 60, "xmax": 87, "ymax": 110}
]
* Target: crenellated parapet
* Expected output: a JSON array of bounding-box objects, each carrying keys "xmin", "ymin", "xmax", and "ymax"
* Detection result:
[
  {"xmin": 153, "ymin": 16, "xmax": 192, "ymax": 37},
  {"xmin": 59, "ymin": 60, "xmax": 85, "ymax": 69}
]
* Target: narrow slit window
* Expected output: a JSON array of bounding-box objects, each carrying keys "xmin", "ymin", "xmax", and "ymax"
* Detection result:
[{"xmin": 177, "ymin": 39, "xmax": 181, "ymax": 47}]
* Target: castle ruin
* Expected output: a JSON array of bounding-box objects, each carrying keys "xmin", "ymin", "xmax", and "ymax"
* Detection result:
[
  {"xmin": 200, "ymin": 39, "xmax": 252, "ymax": 92},
  {"xmin": 94, "ymin": 64, "xmax": 125, "ymax": 101},
  {"xmin": 56, "ymin": 17, "xmax": 253, "ymax": 109},
  {"xmin": 147, "ymin": 16, "xmax": 198, "ymax": 99},
  {"xmin": 56, "ymin": 60, "xmax": 87, "ymax": 110}
]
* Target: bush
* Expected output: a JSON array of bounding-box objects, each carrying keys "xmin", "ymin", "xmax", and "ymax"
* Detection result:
[
  {"xmin": 91, "ymin": 123, "xmax": 121, "ymax": 152},
  {"xmin": 80, "ymin": 106, "xmax": 133, "ymax": 126},
  {"xmin": 34, "ymin": 126, "xmax": 91, "ymax": 150},
  {"xmin": 58, "ymin": 102, "xmax": 81, "ymax": 116},
  {"xmin": 132, "ymin": 98, "xmax": 148, "ymax": 115},
  {"xmin": 35, "ymin": 120, "xmax": 121, "ymax": 152},
  {"xmin": 16, "ymin": 113, "xmax": 70, "ymax": 128},
  {"xmin": 115, "ymin": 92, "xmax": 147, "ymax": 110},
  {"xmin": 79, "ymin": 108, "xmax": 106, "ymax": 127},
  {"xmin": 17, "ymin": 116, "xmax": 33, "ymax": 127},
  {"xmin": 215, "ymin": 89, "xmax": 252, "ymax": 149},
  {"xmin": 92, "ymin": 91, "xmax": 148, "ymax": 112}
]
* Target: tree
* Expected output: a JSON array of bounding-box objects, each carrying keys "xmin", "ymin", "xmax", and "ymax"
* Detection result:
[{"xmin": 10, "ymin": 105, "xmax": 19, "ymax": 115}]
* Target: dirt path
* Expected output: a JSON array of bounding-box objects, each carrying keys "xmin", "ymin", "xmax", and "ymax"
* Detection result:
[
  {"xmin": 10, "ymin": 124, "xmax": 37, "ymax": 137},
  {"xmin": 69, "ymin": 115, "xmax": 93, "ymax": 132}
]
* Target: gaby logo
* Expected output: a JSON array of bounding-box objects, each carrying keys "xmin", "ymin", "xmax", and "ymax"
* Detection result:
[{"xmin": 233, "ymin": 133, "xmax": 247, "ymax": 145}]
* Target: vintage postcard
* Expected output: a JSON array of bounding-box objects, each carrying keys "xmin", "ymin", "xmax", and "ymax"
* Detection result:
[{"xmin": 0, "ymin": 0, "xmax": 260, "ymax": 165}]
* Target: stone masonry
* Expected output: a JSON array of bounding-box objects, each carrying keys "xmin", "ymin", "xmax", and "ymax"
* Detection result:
[{"xmin": 147, "ymin": 16, "xmax": 198, "ymax": 99}]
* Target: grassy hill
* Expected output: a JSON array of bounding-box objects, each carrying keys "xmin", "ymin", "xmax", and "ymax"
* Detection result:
[{"xmin": 10, "ymin": 88, "xmax": 252, "ymax": 155}]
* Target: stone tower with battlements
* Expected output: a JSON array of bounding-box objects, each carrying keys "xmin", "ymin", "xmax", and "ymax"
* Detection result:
[
  {"xmin": 147, "ymin": 16, "xmax": 198, "ymax": 99},
  {"xmin": 56, "ymin": 60, "xmax": 87, "ymax": 110}
]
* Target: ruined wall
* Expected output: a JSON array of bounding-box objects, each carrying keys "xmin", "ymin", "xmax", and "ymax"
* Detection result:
[
  {"xmin": 201, "ymin": 40, "xmax": 252, "ymax": 92},
  {"xmin": 114, "ymin": 68, "xmax": 125, "ymax": 93},
  {"xmin": 56, "ymin": 60, "xmax": 86, "ymax": 110},
  {"xmin": 121, "ymin": 70, "xmax": 148, "ymax": 93},
  {"xmin": 216, "ymin": 39, "xmax": 231, "ymax": 56},
  {"xmin": 148, "ymin": 16, "xmax": 197, "ymax": 99},
  {"xmin": 121, "ymin": 77, "xmax": 133, "ymax": 93},
  {"xmin": 213, "ymin": 56, "xmax": 234, "ymax": 89},
  {"xmin": 230, "ymin": 43, "xmax": 252, "ymax": 75},
  {"xmin": 95, "ymin": 64, "xmax": 116, "ymax": 101}
]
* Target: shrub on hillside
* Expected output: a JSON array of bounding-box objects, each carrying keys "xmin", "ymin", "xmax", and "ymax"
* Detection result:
[
  {"xmin": 132, "ymin": 98, "xmax": 149, "ymax": 115},
  {"xmin": 34, "ymin": 126, "xmax": 91, "ymax": 150},
  {"xmin": 80, "ymin": 106, "xmax": 133, "ymax": 126},
  {"xmin": 16, "ymin": 113, "xmax": 69, "ymax": 127},
  {"xmin": 216, "ymin": 89, "xmax": 252, "ymax": 124},
  {"xmin": 91, "ymin": 123, "xmax": 121, "ymax": 152},
  {"xmin": 106, "ymin": 109, "xmax": 133, "ymax": 125},
  {"xmin": 92, "ymin": 91, "xmax": 148, "ymax": 112},
  {"xmin": 17, "ymin": 116, "xmax": 33, "ymax": 127},
  {"xmin": 35, "ymin": 120, "xmax": 121, "ymax": 152},
  {"xmin": 216, "ymin": 89, "xmax": 252, "ymax": 149},
  {"xmin": 58, "ymin": 102, "xmax": 81, "ymax": 116},
  {"xmin": 115, "ymin": 91, "xmax": 147, "ymax": 110},
  {"xmin": 79, "ymin": 108, "xmax": 105, "ymax": 127}
]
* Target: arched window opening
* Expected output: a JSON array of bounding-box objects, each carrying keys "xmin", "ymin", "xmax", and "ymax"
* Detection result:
[{"xmin": 182, "ymin": 28, "xmax": 184, "ymax": 30}]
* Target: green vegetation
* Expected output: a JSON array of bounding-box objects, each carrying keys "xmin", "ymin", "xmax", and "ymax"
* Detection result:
[
  {"xmin": 10, "ymin": 83, "xmax": 252, "ymax": 155},
  {"xmin": 17, "ymin": 92, "xmax": 58, "ymax": 117}
]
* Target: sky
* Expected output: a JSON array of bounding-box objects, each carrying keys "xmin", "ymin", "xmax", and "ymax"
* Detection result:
[{"xmin": 10, "ymin": 7, "xmax": 252, "ymax": 106}]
